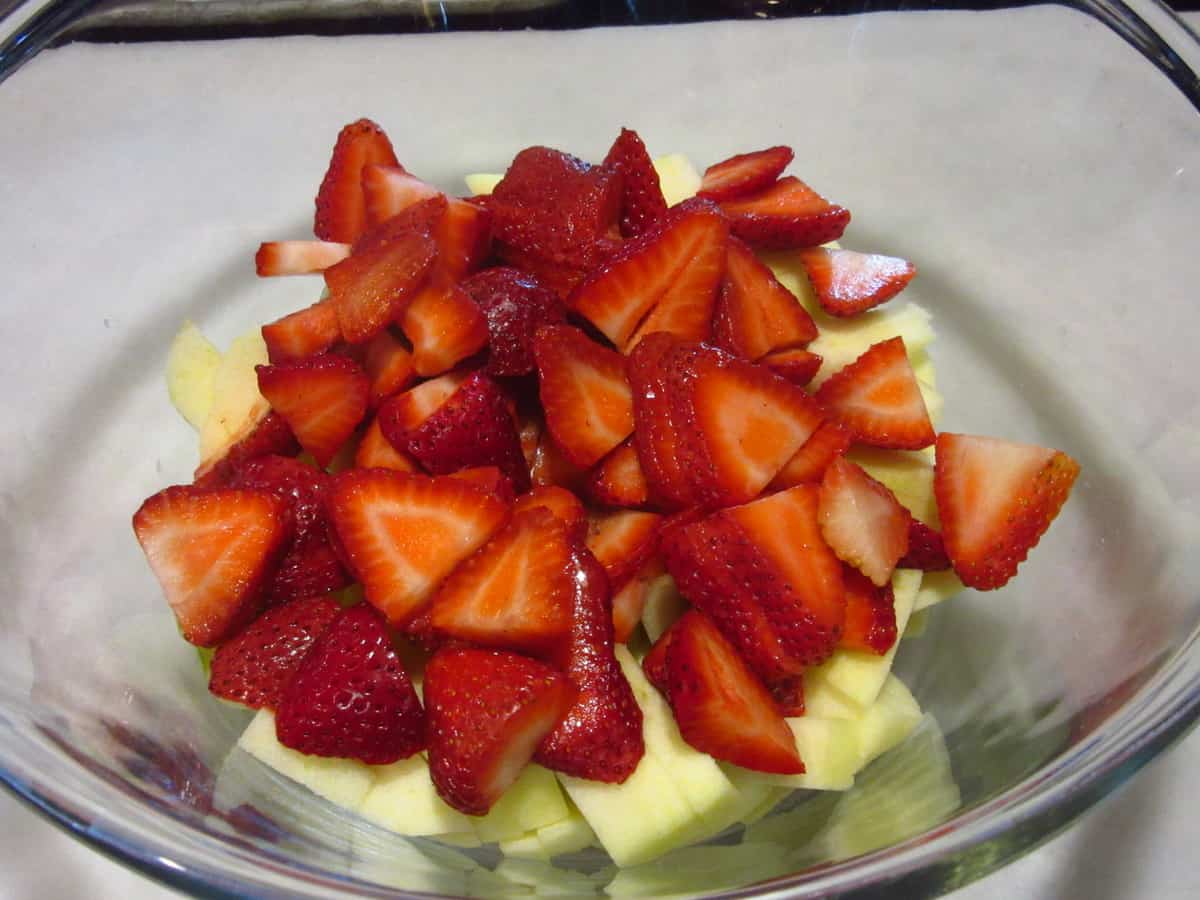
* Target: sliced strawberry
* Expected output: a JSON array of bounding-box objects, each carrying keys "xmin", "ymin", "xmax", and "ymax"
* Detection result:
[
  {"xmin": 584, "ymin": 509, "xmax": 662, "ymax": 591},
  {"xmin": 354, "ymin": 415, "xmax": 419, "ymax": 472},
  {"xmin": 664, "ymin": 611, "xmax": 804, "ymax": 774},
  {"xmin": 611, "ymin": 563, "xmax": 657, "ymax": 645},
  {"xmin": 448, "ymin": 466, "xmax": 518, "ymax": 504},
  {"xmin": 511, "ymin": 486, "xmax": 586, "ymax": 539},
  {"xmin": 725, "ymin": 485, "xmax": 847, "ymax": 658},
  {"xmin": 323, "ymin": 208, "xmax": 439, "ymax": 344},
  {"xmin": 228, "ymin": 455, "xmax": 350, "ymax": 603},
  {"xmin": 712, "ymin": 237, "xmax": 817, "ymax": 360},
  {"xmin": 898, "ymin": 519, "xmax": 952, "ymax": 571},
  {"xmin": 430, "ymin": 508, "xmax": 575, "ymax": 658},
  {"xmin": 662, "ymin": 514, "xmax": 807, "ymax": 683},
  {"xmin": 815, "ymin": 337, "xmax": 934, "ymax": 450},
  {"xmin": 361, "ymin": 165, "xmax": 441, "ymax": 228},
  {"xmin": 326, "ymin": 470, "xmax": 508, "ymax": 625},
  {"xmin": 489, "ymin": 146, "xmax": 622, "ymax": 272},
  {"xmin": 426, "ymin": 647, "xmax": 576, "ymax": 814},
  {"xmin": 362, "ymin": 328, "xmax": 415, "ymax": 408},
  {"xmin": 770, "ymin": 419, "xmax": 853, "ymax": 489},
  {"xmin": 378, "ymin": 371, "xmax": 468, "ymax": 434},
  {"xmin": 192, "ymin": 412, "xmax": 299, "ymax": 489},
  {"xmin": 585, "ymin": 440, "xmax": 650, "ymax": 509},
  {"xmin": 642, "ymin": 626, "xmax": 673, "ymax": 694},
  {"xmin": 603, "ymin": 127, "xmax": 667, "ymax": 238},
  {"xmin": 698, "ymin": 146, "xmax": 794, "ymax": 202},
  {"xmin": 533, "ymin": 324, "xmax": 635, "ymax": 468},
  {"xmin": 314, "ymin": 118, "xmax": 400, "ymax": 243},
  {"xmin": 400, "ymin": 281, "xmax": 490, "ymax": 377},
  {"xmin": 839, "ymin": 566, "xmax": 897, "ymax": 655},
  {"xmin": 759, "ymin": 347, "xmax": 822, "ymax": 387},
  {"xmin": 567, "ymin": 199, "xmax": 727, "ymax": 352},
  {"xmin": 276, "ymin": 603, "xmax": 425, "ymax": 764},
  {"xmin": 719, "ymin": 176, "xmax": 850, "ymax": 249},
  {"xmin": 381, "ymin": 372, "xmax": 530, "ymax": 491},
  {"xmin": 132, "ymin": 486, "xmax": 289, "ymax": 646},
  {"xmin": 797, "ymin": 247, "xmax": 916, "ymax": 317},
  {"xmin": 256, "ymin": 241, "xmax": 351, "ymax": 277},
  {"xmin": 818, "ymin": 458, "xmax": 911, "ymax": 587},
  {"xmin": 667, "ymin": 340, "xmax": 825, "ymax": 506},
  {"xmin": 261, "ymin": 299, "xmax": 342, "ymax": 364},
  {"xmin": 256, "ymin": 355, "xmax": 370, "ymax": 468},
  {"xmin": 530, "ymin": 427, "xmax": 589, "ymax": 493},
  {"xmin": 462, "ymin": 267, "xmax": 567, "ymax": 376},
  {"xmin": 626, "ymin": 333, "xmax": 696, "ymax": 509},
  {"xmin": 935, "ymin": 433, "xmax": 1080, "ymax": 590},
  {"xmin": 536, "ymin": 545, "xmax": 644, "ymax": 783},
  {"xmin": 351, "ymin": 194, "xmax": 447, "ymax": 257},
  {"xmin": 209, "ymin": 596, "xmax": 341, "ymax": 709},
  {"xmin": 432, "ymin": 197, "xmax": 493, "ymax": 281}
]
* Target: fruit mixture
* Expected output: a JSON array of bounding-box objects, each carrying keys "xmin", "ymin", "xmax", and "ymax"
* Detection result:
[{"xmin": 135, "ymin": 120, "xmax": 1079, "ymax": 868}]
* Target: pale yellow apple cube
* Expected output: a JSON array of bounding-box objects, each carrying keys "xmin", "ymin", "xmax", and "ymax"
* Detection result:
[
  {"xmin": 845, "ymin": 447, "xmax": 938, "ymax": 526},
  {"xmin": 652, "ymin": 154, "xmax": 702, "ymax": 207},
  {"xmin": 535, "ymin": 807, "xmax": 597, "ymax": 856},
  {"xmin": 728, "ymin": 716, "xmax": 860, "ymax": 792},
  {"xmin": 358, "ymin": 755, "xmax": 474, "ymax": 837},
  {"xmin": 914, "ymin": 569, "xmax": 966, "ymax": 611},
  {"xmin": 464, "ymin": 173, "xmax": 504, "ymax": 196},
  {"xmin": 498, "ymin": 831, "xmax": 549, "ymax": 861},
  {"xmin": 472, "ymin": 764, "xmax": 569, "ymax": 843},
  {"xmin": 198, "ymin": 326, "xmax": 271, "ymax": 465},
  {"xmin": 640, "ymin": 574, "xmax": 688, "ymax": 643},
  {"xmin": 853, "ymin": 675, "xmax": 923, "ymax": 769},
  {"xmin": 166, "ymin": 320, "xmax": 221, "ymax": 429}
]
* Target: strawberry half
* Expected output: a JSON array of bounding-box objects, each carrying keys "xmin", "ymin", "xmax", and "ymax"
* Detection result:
[
  {"xmin": 536, "ymin": 545, "xmax": 644, "ymax": 783},
  {"xmin": 325, "ymin": 470, "xmax": 508, "ymax": 626},
  {"xmin": 192, "ymin": 412, "xmax": 300, "ymax": 489},
  {"xmin": 603, "ymin": 127, "xmax": 668, "ymax": 238},
  {"xmin": 585, "ymin": 440, "xmax": 650, "ymax": 508},
  {"xmin": 533, "ymin": 324, "xmax": 635, "ymax": 468},
  {"xmin": 665, "ymin": 339, "xmax": 825, "ymax": 507},
  {"xmin": 361, "ymin": 165, "xmax": 441, "ymax": 228},
  {"xmin": 354, "ymin": 415, "xmax": 419, "ymax": 472},
  {"xmin": 838, "ymin": 566, "xmax": 898, "ymax": 655},
  {"xmin": 362, "ymin": 328, "xmax": 415, "ymax": 408},
  {"xmin": 228, "ymin": 455, "xmax": 350, "ymax": 603},
  {"xmin": 324, "ymin": 198, "xmax": 441, "ymax": 344},
  {"xmin": 381, "ymin": 372, "xmax": 530, "ymax": 491},
  {"xmin": 626, "ymin": 333, "xmax": 695, "ymax": 509},
  {"xmin": 719, "ymin": 176, "xmax": 850, "ymax": 250},
  {"xmin": 663, "ymin": 611, "xmax": 804, "ymax": 774},
  {"xmin": 814, "ymin": 336, "xmax": 935, "ymax": 450},
  {"xmin": 275, "ymin": 603, "xmax": 425, "ymax": 764},
  {"xmin": 208, "ymin": 596, "xmax": 341, "ymax": 709},
  {"xmin": 426, "ymin": 647, "xmax": 577, "ymax": 815},
  {"xmin": 261, "ymin": 299, "xmax": 342, "ymax": 364},
  {"xmin": 760, "ymin": 347, "xmax": 823, "ymax": 387},
  {"xmin": 256, "ymin": 355, "xmax": 370, "ymax": 468},
  {"xmin": 256, "ymin": 241, "xmax": 351, "ymax": 277},
  {"xmin": 400, "ymin": 281, "xmax": 490, "ymax": 377},
  {"xmin": 898, "ymin": 519, "xmax": 952, "ymax": 571},
  {"xmin": 769, "ymin": 419, "xmax": 853, "ymax": 489},
  {"xmin": 584, "ymin": 509, "xmax": 662, "ymax": 592},
  {"xmin": 935, "ymin": 433, "xmax": 1080, "ymax": 590},
  {"xmin": 430, "ymin": 508, "xmax": 576, "ymax": 659},
  {"xmin": 462, "ymin": 267, "xmax": 567, "ymax": 377},
  {"xmin": 511, "ymin": 486, "xmax": 586, "ymax": 539},
  {"xmin": 698, "ymin": 146, "xmax": 795, "ymax": 202},
  {"xmin": 713, "ymin": 237, "xmax": 818, "ymax": 361},
  {"xmin": 133, "ymin": 486, "xmax": 289, "ymax": 646},
  {"xmin": 818, "ymin": 458, "xmax": 911, "ymax": 587},
  {"xmin": 797, "ymin": 247, "xmax": 916, "ymax": 318},
  {"xmin": 314, "ymin": 118, "xmax": 401, "ymax": 243},
  {"xmin": 567, "ymin": 199, "xmax": 728, "ymax": 352}
]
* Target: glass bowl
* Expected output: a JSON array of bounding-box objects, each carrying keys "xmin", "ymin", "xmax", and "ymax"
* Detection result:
[{"xmin": 1, "ymin": 1, "xmax": 1199, "ymax": 896}]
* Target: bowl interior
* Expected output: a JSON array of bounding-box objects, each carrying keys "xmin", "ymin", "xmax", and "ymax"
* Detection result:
[{"xmin": 1, "ymin": 5, "xmax": 1199, "ymax": 897}]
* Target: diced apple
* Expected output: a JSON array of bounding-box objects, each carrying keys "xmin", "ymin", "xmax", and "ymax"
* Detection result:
[
  {"xmin": 802, "ymin": 569, "xmax": 922, "ymax": 710},
  {"xmin": 536, "ymin": 807, "xmax": 597, "ymax": 857},
  {"xmin": 845, "ymin": 447, "xmax": 938, "ymax": 525},
  {"xmin": 918, "ymin": 377, "xmax": 944, "ymax": 429},
  {"xmin": 640, "ymin": 574, "xmax": 688, "ymax": 643},
  {"xmin": 914, "ymin": 569, "xmax": 966, "ymax": 611},
  {"xmin": 739, "ymin": 786, "xmax": 793, "ymax": 826},
  {"xmin": 903, "ymin": 608, "xmax": 930, "ymax": 639},
  {"xmin": 472, "ymin": 764, "xmax": 570, "ymax": 843},
  {"xmin": 853, "ymin": 675, "xmax": 922, "ymax": 769},
  {"xmin": 238, "ymin": 708, "xmax": 375, "ymax": 809},
  {"xmin": 652, "ymin": 154, "xmax": 702, "ymax": 207},
  {"xmin": 804, "ymin": 675, "xmax": 866, "ymax": 720},
  {"xmin": 464, "ymin": 173, "xmax": 504, "ymax": 196},
  {"xmin": 498, "ymin": 830, "xmax": 549, "ymax": 861},
  {"xmin": 614, "ymin": 646, "xmax": 749, "ymax": 841},
  {"xmin": 166, "ymin": 320, "xmax": 221, "ymax": 430},
  {"xmin": 198, "ymin": 326, "xmax": 272, "ymax": 465},
  {"xmin": 358, "ymin": 755, "xmax": 475, "ymax": 837},
  {"xmin": 729, "ymin": 716, "xmax": 860, "ymax": 791}
]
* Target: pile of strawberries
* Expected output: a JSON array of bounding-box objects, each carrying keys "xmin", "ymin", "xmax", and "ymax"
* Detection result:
[{"xmin": 133, "ymin": 120, "xmax": 1080, "ymax": 815}]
